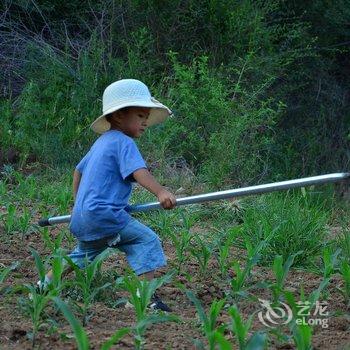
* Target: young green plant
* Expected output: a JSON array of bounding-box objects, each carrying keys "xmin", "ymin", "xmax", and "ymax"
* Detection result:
[
  {"xmin": 230, "ymin": 238, "xmax": 265, "ymax": 298},
  {"xmin": 19, "ymin": 248, "xmax": 64, "ymax": 348},
  {"xmin": 1, "ymin": 203, "xmax": 17, "ymax": 234},
  {"xmin": 215, "ymin": 228, "xmax": 239, "ymax": 278},
  {"xmin": 271, "ymin": 252, "xmax": 301, "ymax": 302},
  {"xmin": 54, "ymin": 296, "xmax": 131, "ymax": 350},
  {"xmin": 65, "ymin": 249, "xmax": 112, "ymax": 326},
  {"xmin": 186, "ymin": 290, "xmax": 226, "ymax": 350},
  {"xmin": 292, "ymin": 323, "xmax": 312, "ymax": 350},
  {"xmin": 168, "ymin": 229, "xmax": 193, "ymax": 273},
  {"xmin": 0, "ymin": 261, "xmax": 19, "ymax": 284},
  {"xmin": 229, "ymin": 305, "xmax": 267, "ymax": 350},
  {"xmin": 53, "ymin": 297, "xmax": 90, "ymax": 350},
  {"xmin": 337, "ymin": 259, "xmax": 350, "ymax": 306},
  {"xmin": 189, "ymin": 235, "xmax": 212, "ymax": 276},
  {"xmin": 116, "ymin": 272, "xmax": 178, "ymax": 350}
]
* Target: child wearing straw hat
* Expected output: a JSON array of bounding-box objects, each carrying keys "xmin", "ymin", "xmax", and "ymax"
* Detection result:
[{"xmin": 41, "ymin": 79, "xmax": 176, "ymax": 311}]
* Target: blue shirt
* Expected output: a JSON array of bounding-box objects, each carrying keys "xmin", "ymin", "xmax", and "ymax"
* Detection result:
[{"xmin": 69, "ymin": 130, "xmax": 147, "ymax": 241}]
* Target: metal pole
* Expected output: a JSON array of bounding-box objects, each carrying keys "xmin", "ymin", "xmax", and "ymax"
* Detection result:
[{"xmin": 38, "ymin": 172, "xmax": 350, "ymax": 227}]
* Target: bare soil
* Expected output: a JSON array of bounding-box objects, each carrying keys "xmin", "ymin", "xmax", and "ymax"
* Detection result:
[{"xmin": 0, "ymin": 221, "xmax": 349, "ymax": 349}]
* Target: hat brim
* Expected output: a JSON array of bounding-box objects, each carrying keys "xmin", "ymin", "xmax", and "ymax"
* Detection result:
[{"xmin": 91, "ymin": 99, "xmax": 172, "ymax": 134}]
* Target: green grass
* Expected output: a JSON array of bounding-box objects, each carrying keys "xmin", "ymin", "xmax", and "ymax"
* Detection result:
[
  {"xmin": 239, "ymin": 191, "xmax": 330, "ymax": 267},
  {"xmin": 0, "ymin": 164, "xmax": 349, "ymax": 348}
]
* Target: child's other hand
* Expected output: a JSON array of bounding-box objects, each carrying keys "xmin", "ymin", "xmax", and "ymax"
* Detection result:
[{"xmin": 157, "ymin": 189, "xmax": 177, "ymax": 209}]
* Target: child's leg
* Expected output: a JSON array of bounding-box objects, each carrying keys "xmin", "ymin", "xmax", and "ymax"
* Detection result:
[
  {"xmin": 140, "ymin": 270, "xmax": 155, "ymax": 280},
  {"xmin": 115, "ymin": 217, "xmax": 166, "ymax": 276},
  {"xmin": 114, "ymin": 218, "xmax": 171, "ymax": 311},
  {"xmin": 41, "ymin": 238, "xmax": 109, "ymax": 287}
]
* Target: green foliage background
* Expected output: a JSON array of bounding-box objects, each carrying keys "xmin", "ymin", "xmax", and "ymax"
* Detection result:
[{"xmin": 1, "ymin": 0, "xmax": 349, "ymax": 187}]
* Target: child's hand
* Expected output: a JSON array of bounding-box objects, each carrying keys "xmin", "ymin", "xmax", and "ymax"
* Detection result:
[{"xmin": 157, "ymin": 189, "xmax": 177, "ymax": 209}]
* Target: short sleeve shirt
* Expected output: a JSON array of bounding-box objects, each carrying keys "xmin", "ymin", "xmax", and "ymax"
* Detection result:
[{"xmin": 69, "ymin": 130, "xmax": 147, "ymax": 241}]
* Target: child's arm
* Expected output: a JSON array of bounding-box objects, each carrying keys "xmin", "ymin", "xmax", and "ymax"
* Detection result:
[
  {"xmin": 133, "ymin": 168, "xmax": 176, "ymax": 209},
  {"xmin": 72, "ymin": 169, "xmax": 82, "ymax": 201}
]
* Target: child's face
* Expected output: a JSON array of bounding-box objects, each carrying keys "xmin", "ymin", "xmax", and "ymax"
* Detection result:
[{"xmin": 110, "ymin": 107, "xmax": 150, "ymax": 138}]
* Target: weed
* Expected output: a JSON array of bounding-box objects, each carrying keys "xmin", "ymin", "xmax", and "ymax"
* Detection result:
[
  {"xmin": 242, "ymin": 193, "xmax": 329, "ymax": 266},
  {"xmin": 337, "ymin": 227, "xmax": 350, "ymax": 262}
]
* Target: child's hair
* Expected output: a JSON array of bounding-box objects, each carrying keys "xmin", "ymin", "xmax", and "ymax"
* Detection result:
[{"xmin": 105, "ymin": 107, "xmax": 132, "ymax": 122}]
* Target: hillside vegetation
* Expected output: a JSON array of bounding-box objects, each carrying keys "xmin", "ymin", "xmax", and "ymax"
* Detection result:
[{"xmin": 1, "ymin": 0, "xmax": 349, "ymax": 187}]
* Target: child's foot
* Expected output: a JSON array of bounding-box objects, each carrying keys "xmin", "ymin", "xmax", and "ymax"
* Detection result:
[{"xmin": 148, "ymin": 293, "xmax": 172, "ymax": 312}]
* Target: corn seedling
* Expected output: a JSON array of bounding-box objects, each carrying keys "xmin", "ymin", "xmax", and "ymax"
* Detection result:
[
  {"xmin": 18, "ymin": 206, "xmax": 33, "ymax": 237},
  {"xmin": 186, "ymin": 290, "xmax": 226, "ymax": 350},
  {"xmin": 0, "ymin": 180, "xmax": 7, "ymax": 197},
  {"xmin": 56, "ymin": 186, "xmax": 72, "ymax": 214},
  {"xmin": 116, "ymin": 272, "xmax": 177, "ymax": 349},
  {"xmin": 321, "ymin": 247, "xmax": 341, "ymax": 278},
  {"xmin": 271, "ymin": 252, "xmax": 301, "ymax": 302},
  {"xmin": 284, "ymin": 280, "xmax": 330, "ymax": 336},
  {"xmin": 189, "ymin": 235, "xmax": 212, "ymax": 276},
  {"xmin": 215, "ymin": 228, "xmax": 239, "ymax": 278},
  {"xmin": 0, "ymin": 261, "xmax": 19, "ymax": 284},
  {"xmin": 40, "ymin": 227, "xmax": 64, "ymax": 252},
  {"xmin": 292, "ymin": 323, "xmax": 312, "ymax": 350},
  {"xmin": 65, "ymin": 249, "xmax": 112, "ymax": 326},
  {"xmin": 230, "ymin": 239, "xmax": 265, "ymax": 298},
  {"xmin": 179, "ymin": 210, "xmax": 197, "ymax": 231},
  {"xmin": 54, "ymin": 297, "xmax": 131, "ymax": 350},
  {"xmin": 53, "ymin": 297, "xmax": 90, "ymax": 350},
  {"xmin": 100, "ymin": 328, "xmax": 132, "ymax": 350},
  {"xmin": 168, "ymin": 229, "xmax": 193, "ymax": 272},
  {"xmin": 146, "ymin": 210, "xmax": 174, "ymax": 237},
  {"xmin": 18, "ymin": 248, "xmax": 62, "ymax": 348},
  {"xmin": 229, "ymin": 305, "xmax": 267, "ymax": 350},
  {"xmin": 337, "ymin": 260, "xmax": 350, "ymax": 306},
  {"xmin": 0, "ymin": 261, "xmax": 19, "ymax": 294},
  {"xmin": 20, "ymin": 284, "xmax": 56, "ymax": 348},
  {"xmin": 1, "ymin": 203, "xmax": 17, "ymax": 233}
]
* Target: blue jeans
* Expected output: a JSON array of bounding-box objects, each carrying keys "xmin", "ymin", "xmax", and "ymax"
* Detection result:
[{"xmin": 68, "ymin": 218, "xmax": 166, "ymax": 275}]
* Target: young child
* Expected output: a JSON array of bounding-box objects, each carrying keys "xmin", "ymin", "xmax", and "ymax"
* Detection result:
[{"xmin": 42, "ymin": 79, "xmax": 177, "ymax": 311}]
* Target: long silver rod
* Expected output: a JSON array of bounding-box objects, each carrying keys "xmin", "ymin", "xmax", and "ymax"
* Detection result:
[{"xmin": 38, "ymin": 172, "xmax": 349, "ymax": 226}]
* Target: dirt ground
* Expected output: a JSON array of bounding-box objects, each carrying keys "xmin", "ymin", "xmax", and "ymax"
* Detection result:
[{"xmin": 0, "ymin": 221, "xmax": 349, "ymax": 350}]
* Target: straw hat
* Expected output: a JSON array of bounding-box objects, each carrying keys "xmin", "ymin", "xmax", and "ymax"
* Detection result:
[{"xmin": 91, "ymin": 79, "xmax": 172, "ymax": 134}]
